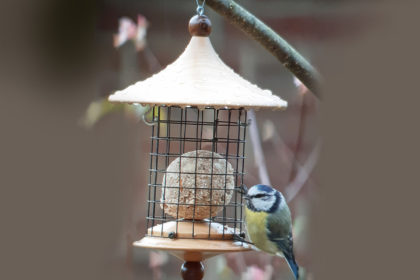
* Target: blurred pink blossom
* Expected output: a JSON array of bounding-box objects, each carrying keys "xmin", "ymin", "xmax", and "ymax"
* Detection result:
[
  {"xmin": 293, "ymin": 76, "xmax": 309, "ymax": 95},
  {"xmin": 242, "ymin": 265, "xmax": 273, "ymax": 280},
  {"xmin": 149, "ymin": 251, "xmax": 168, "ymax": 268},
  {"xmin": 113, "ymin": 15, "xmax": 149, "ymax": 50}
]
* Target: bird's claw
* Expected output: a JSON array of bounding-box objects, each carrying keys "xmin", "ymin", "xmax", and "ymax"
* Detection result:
[{"xmin": 233, "ymin": 234, "xmax": 254, "ymax": 245}]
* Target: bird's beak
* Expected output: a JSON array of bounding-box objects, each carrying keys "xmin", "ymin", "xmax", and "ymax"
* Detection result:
[
  {"xmin": 244, "ymin": 195, "xmax": 250, "ymax": 201},
  {"xmin": 238, "ymin": 184, "xmax": 248, "ymax": 195}
]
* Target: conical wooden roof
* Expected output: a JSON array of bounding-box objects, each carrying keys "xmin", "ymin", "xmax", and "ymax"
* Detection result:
[{"xmin": 109, "ymin": 36, "xmax": 287, "ymax": 110}]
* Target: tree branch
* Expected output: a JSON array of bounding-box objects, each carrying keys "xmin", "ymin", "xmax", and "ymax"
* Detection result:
[{"xmin": 206, "ymin": 0, "xmax": 322, "ymax": 98}]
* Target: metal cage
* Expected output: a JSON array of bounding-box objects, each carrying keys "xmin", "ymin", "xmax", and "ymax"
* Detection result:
[{"xmin": 145, "ymin": 105, "xmax": 248, "ymax": 240}]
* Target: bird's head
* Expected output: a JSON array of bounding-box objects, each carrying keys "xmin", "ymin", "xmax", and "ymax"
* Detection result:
[{"xmin": 245, "ymin": 184, "xmax": 281, "ymax": 213}]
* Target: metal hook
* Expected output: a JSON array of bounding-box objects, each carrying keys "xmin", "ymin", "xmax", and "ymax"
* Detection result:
[
  {"xmin": 195, "ymin": 0, "xmax": 206, "ymax": 16},
  {"xmin": 142, "ymin": 106, "xmax": 158, "ymax": 126}
]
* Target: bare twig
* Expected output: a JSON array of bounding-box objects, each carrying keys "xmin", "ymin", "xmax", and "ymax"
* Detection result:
[
  {"xmin": 248, "ymin": 110, "xmax": 271, "ymax": 186},
  {"xmin": 144, "ymin": 46, "xmax": 162, "ymax": 73},
  {"xmin": 206, "ymin": 0, "xmax": 321, "ymax": 98},
  {"xmin": 284, "ymin": 78, "xmax": 318, "ymax": 202},
  {"xmin": 287, "ymin": 89, "xmax": 307, "ymax": 183},
  {"xmin": 285, "ymin": 140, "xmax": 321, "ymax": 202},
  {"xmin": 263, "ymin": 119, "xmax": 316, "ymax": 194}
]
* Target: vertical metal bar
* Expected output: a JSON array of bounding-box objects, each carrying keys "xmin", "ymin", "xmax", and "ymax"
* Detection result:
[
  {"xmin": 183, "ymin": 108, "xmax": 188, "ymax": 154},
  {"xmin": 222, "ymin": 109, "xmax": 232, "ymax": 239},
  {"xmin": 208, "ymin": 108, "xmax": 218, "ymax": 239},
  {"xmin": 199, "ymin": 109, "xmax": 204, "ymax": 150},
  {"xmin": 151, "ymin": 106, "xmax": 161, "ymax": 236},
  {"xmin": 192, "ymin": 107, "xmax": 200, "ymax": 238},
  {"xmin": 215, "ymin": 110, "xmax": 219, "ymax": 153},
  {"xmin": 239, "ymin": 109, "xmax": 248, "ymax": 235},
  {"xmin": 175, "ymin": 107, "xmax": 184, "ymax": 236},
  {"xmin": 146, "ymin": 106, "xmax": 156, "ymax": 234},
  {"xmin": 234, "ymin": 109, "xmax": 242, "ymax": 233},
  {"xmin": 161, "ymin": 106, "xmax": 171, "ymax": 237}
]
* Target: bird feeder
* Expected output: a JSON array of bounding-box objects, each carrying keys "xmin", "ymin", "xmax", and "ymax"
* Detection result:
[{"xmin": 109, "ymin": 14, "xmax": 287, "ymax": 280}]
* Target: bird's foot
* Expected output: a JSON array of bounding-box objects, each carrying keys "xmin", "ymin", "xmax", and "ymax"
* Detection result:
[{"xmin": 232, "ymin": 234, "xmax": 254, "ymax": 245}]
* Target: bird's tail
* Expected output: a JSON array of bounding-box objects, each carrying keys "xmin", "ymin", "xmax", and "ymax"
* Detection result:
[{"xmin": 285, "ymin": 254, "xmax": 299, "ymax": 280}]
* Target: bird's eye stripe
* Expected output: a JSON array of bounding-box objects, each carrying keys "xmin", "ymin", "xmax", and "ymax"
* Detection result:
[{"xmin": 254, "ymin": 194, "xmax": 266, "ymax": 198}]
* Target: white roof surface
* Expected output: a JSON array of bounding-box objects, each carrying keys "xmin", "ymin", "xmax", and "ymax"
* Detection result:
[{"xmin": 109, "ymin": 36, "xmax": 287, "ymax": 110}]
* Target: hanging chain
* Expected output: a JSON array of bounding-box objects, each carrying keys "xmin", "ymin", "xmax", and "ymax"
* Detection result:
[{"xmin": 195, "ymin": 0, "xmax": 206, "ymax": 16}]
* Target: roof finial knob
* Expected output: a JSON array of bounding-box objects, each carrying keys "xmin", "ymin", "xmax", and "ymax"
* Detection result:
[{"xmin": 188, "ymin": 15, "xmax": 212, "ymax": 37}]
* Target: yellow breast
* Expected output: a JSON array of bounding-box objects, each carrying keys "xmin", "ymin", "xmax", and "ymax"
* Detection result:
[{"xmin": 245, "ymin": 208, "xmax": 279, "ymax": 254}]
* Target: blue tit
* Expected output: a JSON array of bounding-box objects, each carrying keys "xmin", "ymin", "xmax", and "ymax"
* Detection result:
[{"xmin": 244, "ymin": 184, "xmax": 299, "ymax": 279}]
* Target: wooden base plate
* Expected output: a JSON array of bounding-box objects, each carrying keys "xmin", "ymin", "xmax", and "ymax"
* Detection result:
[
  {"xmin": 134, "ymin": 236, "xmax": 250, "ymax": 261},
  {"xmin": 134, "ymin": 221, "xmax": 250, "ymax": 261}
]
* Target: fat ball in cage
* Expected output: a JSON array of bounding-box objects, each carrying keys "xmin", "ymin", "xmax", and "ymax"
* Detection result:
[{"xmin": 146, "ymin": 106, "xmax": 248, "ymax": 241}]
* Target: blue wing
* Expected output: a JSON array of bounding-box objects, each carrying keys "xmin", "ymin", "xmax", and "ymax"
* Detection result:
[
  {"xmin": 269, "ymin": 231, "xmax": 299, "ymax": 279},
  {"xmin": 285, "ymin": 253, "xmax": 299, "ymax": 280},
  {"xmin": 266, "ymin": 202, "xmax": 299, "ymax": 279}
]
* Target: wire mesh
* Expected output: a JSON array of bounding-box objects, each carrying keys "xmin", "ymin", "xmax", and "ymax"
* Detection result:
[{"xmin": 146, "ymin": 105, "xmax": 248, "ymax": 240}]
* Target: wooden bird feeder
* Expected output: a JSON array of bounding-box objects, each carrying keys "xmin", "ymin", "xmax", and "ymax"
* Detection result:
[{"xmin": 109, "ymin": 13, "xmax": 287, "ymax": 280}]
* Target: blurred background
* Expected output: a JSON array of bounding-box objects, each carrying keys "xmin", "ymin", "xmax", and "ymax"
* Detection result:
[{"xmin": 2, "ymin": 0, "xmax": 419, "ymax": 280}]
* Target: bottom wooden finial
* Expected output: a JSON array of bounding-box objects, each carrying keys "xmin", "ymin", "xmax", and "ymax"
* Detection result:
[{"xmin": 181, "ymin": 261, "xmax": 204, "ymax": 280}]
